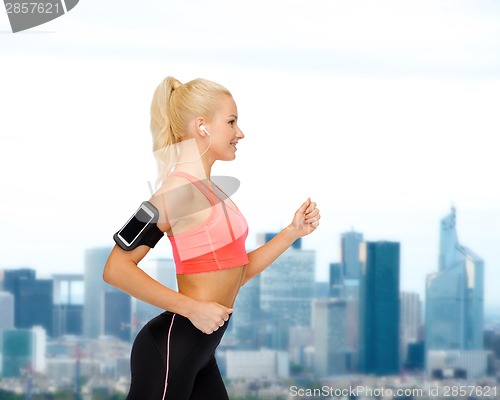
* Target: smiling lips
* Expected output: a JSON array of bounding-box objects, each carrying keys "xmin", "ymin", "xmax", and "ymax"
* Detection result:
[{"xmin": 231, "ymin": 141, "xmax": 238, "ymax": 150}]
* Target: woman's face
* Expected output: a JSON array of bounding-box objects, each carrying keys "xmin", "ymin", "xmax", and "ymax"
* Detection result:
[{"xmin": 205, "ymin": 94, "xmax": 245, "ymax": 162}]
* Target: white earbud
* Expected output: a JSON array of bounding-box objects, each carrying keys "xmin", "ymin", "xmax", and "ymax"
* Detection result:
[
  {"xmin": 174, "ymin": 125, "xmax": 212, "ymax": 166},
  {"xmin": 200, "ymin": 125, "xmax": 211, "ymax": 136}
]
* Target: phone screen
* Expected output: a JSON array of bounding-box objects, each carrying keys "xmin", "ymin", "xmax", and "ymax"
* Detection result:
[{"xmin": 118, "ymin": 207, "xmax": 154, "ymax": 245}]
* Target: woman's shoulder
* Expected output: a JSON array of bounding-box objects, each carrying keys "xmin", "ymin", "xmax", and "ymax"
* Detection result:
[{"xmin": 149, "ymin": 174, "xmax": 196, "ymax": 230}]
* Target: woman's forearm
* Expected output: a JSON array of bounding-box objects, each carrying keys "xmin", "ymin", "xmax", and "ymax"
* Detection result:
[
  {"xmin": 103, "ymin": 254, "xmax": 195, "ymax": 317},
  {"xmin": 242, "ymin": 226, "xmax": 298, "ymax": 285}
]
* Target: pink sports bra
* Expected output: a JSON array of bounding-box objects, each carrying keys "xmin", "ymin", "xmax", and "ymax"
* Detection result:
[{"xmin": 167, "ymin": 171, "xmax": 249, "ymax": 274}]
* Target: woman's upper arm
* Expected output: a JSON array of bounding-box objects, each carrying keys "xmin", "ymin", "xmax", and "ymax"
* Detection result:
[
  {"xmin": 103, "ymin": 188, "xmax": 176, "ymax": 279},
  {"xmin": 105, "ymin": 191, "xmax": 172, "ymax": 268},
  {"xmin": 104, "ymin": 175, "xmax": 192, "ymax": 276},
  {"xmin": 107, "ymin": 242, "xmax": 151, "ymax": 265}
]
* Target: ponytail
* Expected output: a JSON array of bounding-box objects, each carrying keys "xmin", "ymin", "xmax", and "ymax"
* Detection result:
[{"xmin": 150, "ymin": 76, "xmax": 182, "ymax": 187}]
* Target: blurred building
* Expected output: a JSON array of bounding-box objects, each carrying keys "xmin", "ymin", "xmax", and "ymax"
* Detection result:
[
  {"xmin": 329, "ymin": 263, "xmax": 344, "ymax": 298},
  {"xmin": 0, "ymin": 326, "xmax": 46, "ymax": 378},
  {"xmin": 427, "ymin": 350, "xmax": 489, "ymax": 379},
  {"xmin": 426, "ymin": 207, "xmax": 484, "ymax": 350},
  {"xmin": 52, "ymin": 274, "xmax": 84, "ymax": 337},
  {"xmin": 259, "ymin": 233, "xmax": 315, "ymax": 350},
  {"xmin": 84, "ymin": 248, "xmax": 110, "ymax": 338},
  {"xmin": 104, "ymin": 290, "xmax": 131, "ymax": 342},
  {"xmin": 358, "ymin": 241, "xmax": 400, "ymax": 375},
  {"xmin": 232, "ymin": 274, "xmax": 261, "ymax": 349},
  {"xmin": 341, "ymin": 230, "xmax": 363, "ymax": 279},
  {"xmin": 425, "ymin": 207, "xmax": 487, "ymax": 378},
  {"xmin": 225, "ymin": 349, "xmax": 289, "ymax": 379},
  {"xmin": 0, "ymin": 291, "xmax": 15, "ymax": 330},
  {"xmin": 45, "ymin": 335, "xmax": 131, "ymax": 389},
  {"xmin": 313, "ymin": 298, "xmax": 349, "ymax": 377},
  {"xmin": 332, "ymin": 230, "xmax": 363, "ymax": 370},
  {"xmin": 84, "ymin": 247, "xmax": 132, "ymax": 341},
  {"xmin": 400, "ymin": 291, "xmax": 422, "ymax": 368},
  {"xmin": 314, "ymin": 281, "xmax": 330, "ymax": 299},
  {"xmin": 259, "ymin": 234, "xmax": 315, "ymax": 328},
  {"xmin": 3, "ymin": 268, "xmax": 54, "ymax": 336},
  {"xmin": 289, "ymin": 326, "xmax": 314, "ymax": 370}
]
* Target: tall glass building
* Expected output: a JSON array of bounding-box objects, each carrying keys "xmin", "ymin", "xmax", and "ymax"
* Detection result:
[
  {"xmin": 341, "ymin": 230, "xmax": 363, "ymax": 279},
  {"xmin": 329, "ymin": 262, "xmax": 344, "ymax": 298},
  {"xmin": 400, "ymin": 291, "xmax": 422, "ymax": 367},
  {"xmin": 260, "ymin": 247, "xmax": 315, "ymax": 328},
  {"xmin": 84, "ymin": 247, "xmax": 112, "ymax": 338},
  {"xmin": 313, "ymin": 298, "xmax": 348, "ymax": 376},
  {"xmin": 232, "ymin": 274, "xmax": 261, "ymax": 349},
  {"xmin": 358, "ymin": 241, "xmax": 400, "ymax": 375},
  {"xmin": 259, "ymin": 233, "xmax": 315, "ymax": 350},
  {"xmin": 52, "ymin": 274, "xmax": 84, "ymax": 337},
  {"xmin": 0, "ymin": 326, "xmax": 46, "ymax": 377},
  {"xmin": 3, "ymin": 268, "xmax": 54, "ymax": 336},
  {"xmin": 0, "ymin": 291, "xmax": 14, "ymax": 330},
  {"xmin": 425, "ymin": 207, "xmax": 484, "ymax": 351}
]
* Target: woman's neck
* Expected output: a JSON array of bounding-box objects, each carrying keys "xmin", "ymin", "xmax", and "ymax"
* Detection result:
[{"xmin": 173, "ymin": 138, "xmax": 213, "ymax": 179}]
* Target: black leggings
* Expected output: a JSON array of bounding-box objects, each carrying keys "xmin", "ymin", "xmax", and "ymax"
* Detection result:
[{"xmin": 126, "ymin": 311, "xmax": 230, "ymax": 400}]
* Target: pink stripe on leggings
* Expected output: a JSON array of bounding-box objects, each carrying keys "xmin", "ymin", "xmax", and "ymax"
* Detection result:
[{"xmin": 161, "ymin": 314, "xmax": 176, "ymax": 400}]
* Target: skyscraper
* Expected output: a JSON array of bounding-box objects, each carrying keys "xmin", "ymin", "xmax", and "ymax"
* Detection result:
[
  {"xmin": 52, "ymin": 274, "xmax": 84, "ymax": 337},
  {"xmin": 105, "ymin": 290, "xmax": 131, "ymax": 342},
  {"xmin": 426, "ymin": 207, "xmax": 484, "ymax": 351},
  {"xmin": 18, "ymin": 278, "xmax": 54, "ymax": 335},
  {"xmin": 0, "ymin": 291, "xmax": 14, "ymax": 330},
  {"xmin": 84, "ymin": 247, "xmax": 134, "ymax": 341},
  {"xmin": 400, "ymin": 291, "xmax": 422, "ymax": 367},
  {"xmin": 400, "ymin": 292, "xmax": 422, "ymax": 343},
  {"xmin": 358, "ymin": 241, "xmax": 400, "ymax": 375},
  {"xmin": 3, "ymin": 268, "xmax": 54, "ymax": 336},
  {"xmin": 232, "ymin": 274, "xmax": 261, "ymax": 348},
  {"xmin": 260, "ymin": 242, "xmax": 315, "ymax": 328},
  {"xmin": 341, "ymin": 230, "xmax": 363, "ymax": 279},
  {"xmin": 313, "ymin": 298, "xmax": 348, "ymax": 377},
  {"xmin": 3, "ymin": 268, "xmax": 36, "ymax": 327},
  {"xmin": 84, "ymin": 247, "xmax": 112, "ymax": 338},
  {"xmin": 329, "ymin": 262, "xmax": 344, "ymax": 298},
  {"xmin": 258, "ymin": 233, "xmax": 315, "ymax": 351},
  {"xmin": 0, "ymin": 326, "xmax": 46, "ymax": 377}
]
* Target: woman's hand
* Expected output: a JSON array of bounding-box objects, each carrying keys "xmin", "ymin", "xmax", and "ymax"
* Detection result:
[
  {"xmin": 288, "ymin": 198, "xmax": 321, "ymax": 239},
  {"xmin": 185, "ymin": 300, "xmax": 233, "ymax": 334}
]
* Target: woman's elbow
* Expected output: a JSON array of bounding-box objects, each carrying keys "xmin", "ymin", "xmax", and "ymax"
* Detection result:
[
  {"xmin": 102, "ymin": 258, "xmax": 118, "ymax": 285},
  {"xmin": 102, "ymin": 246, "xmax": 145, "ymax": 286}
]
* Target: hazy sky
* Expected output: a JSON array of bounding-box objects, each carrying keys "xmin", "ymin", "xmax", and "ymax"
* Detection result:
[{"xmin": 1, "ymin": 1, "xmax": 499, "ymax": 306}]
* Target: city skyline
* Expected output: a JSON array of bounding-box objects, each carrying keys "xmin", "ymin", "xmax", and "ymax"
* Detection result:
[
  {"xmin": 1, "ymin": 208, "xmax": 495, "ymax": 310},
  {"xmin": 1, "ymin": 219, "xmax": 498, "ymax": 393},
  {"xmin": 1, "ymin": 222, "xmax": 497, "ymax": 390}
]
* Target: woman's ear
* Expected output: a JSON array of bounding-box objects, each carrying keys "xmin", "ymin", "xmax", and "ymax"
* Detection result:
[{"xmin": 194, "ymin": 117, "xmax": 209, "ymax": 138}]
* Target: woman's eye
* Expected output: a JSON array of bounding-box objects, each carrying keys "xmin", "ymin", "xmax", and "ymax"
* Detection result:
[{"xmin": 229, "ymin": 120, "xmax": 235, "ymax": 125}]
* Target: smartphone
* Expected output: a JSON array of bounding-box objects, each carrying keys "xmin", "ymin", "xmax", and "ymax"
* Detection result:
[{"xmin": 115, "ymin": 202, "xmax": 158, "ymax": 248}]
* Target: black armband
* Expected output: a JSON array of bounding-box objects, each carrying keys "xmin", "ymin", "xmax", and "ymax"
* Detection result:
[{"xmin": 113, "ymin": 201, "xmax": 164, "ymax": 251}]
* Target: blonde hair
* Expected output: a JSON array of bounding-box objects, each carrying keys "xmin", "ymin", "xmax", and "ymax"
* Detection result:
[{"xmin": 150, "ymin": 76, "xmax": 232, "ymax": 186}]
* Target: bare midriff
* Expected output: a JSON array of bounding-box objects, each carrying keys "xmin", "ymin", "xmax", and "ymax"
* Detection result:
[{"xmin": 176, "ymin": 264, "xmax": 248, "ymax": 308}]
